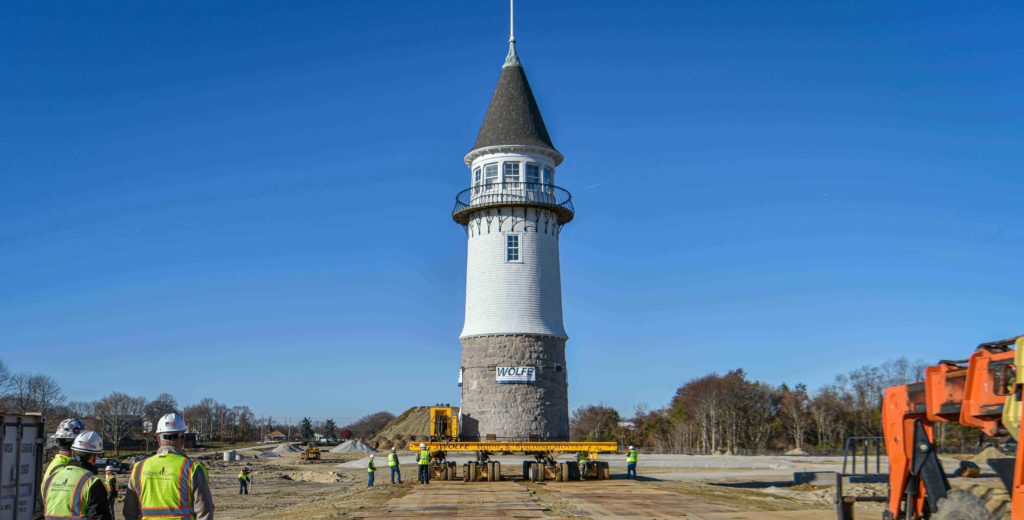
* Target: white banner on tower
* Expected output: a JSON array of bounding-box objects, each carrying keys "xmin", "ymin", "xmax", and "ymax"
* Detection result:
[{"xmin": 495, "ymin": 366, "xmax": 536, "ymax": 384}]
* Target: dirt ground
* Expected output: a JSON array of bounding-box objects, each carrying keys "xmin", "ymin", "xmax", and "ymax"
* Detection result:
[{"xmin": 194, "ymin": 449, "xmax": 855, "ymax": 519}]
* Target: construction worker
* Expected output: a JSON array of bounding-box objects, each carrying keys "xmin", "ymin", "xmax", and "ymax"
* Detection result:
[
  {"xmin": 388, "ymin": 447, "xmax": 402, "ymax": 484},
  {"xmin": 576, "ymin": 451, "xmax": 588, "ymax": 481},
  {"xmin": 238, "ymin": 465, "xmax": 251, "ymax": 495},
  {"xmin": 626, "ymin": 445, "xmax": 639, "ymax": 480},
  {"xmin": 41, "ymin": 430, "xmax": 112, "ymax": 520},
  {"xmin": 104, "ymin": 465, "xmax": 119, "ymax": 519},
  {"xmin": 36, "ymin": 417, "xmax": 87, "ymax": 519},
  {"xmin": 123, "ymin": 413, "xmax": 214, "ymax": 520},
  {"xmin": 417, "ymin": 443, "xmax": 431, "ymax": 484},
  {"xmin": 367, "ymin": 454, "xmax": 376, "ymax": 487}
]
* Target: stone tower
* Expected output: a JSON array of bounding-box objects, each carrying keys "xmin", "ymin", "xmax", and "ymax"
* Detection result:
[{"xmin": 452, "ymin": 10, "xmax": 573, "ymax": 441}]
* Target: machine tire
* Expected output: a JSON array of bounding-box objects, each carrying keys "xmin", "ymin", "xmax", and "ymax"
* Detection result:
[
  {"xmin": 523, "ymin": 461, "xmax": 531, "ymax": 481},
  {"xmin": 559, "ymin": 463, "xmax": 568, "ymax": 482},
  {"xmin": 468, "ymin": 462, "xmax": 478, "ymax": 482},
  {"xmin": 493, "ymin": 461, "xmax": 501, "ymax": 481},
  {"xmin": 602, "ymin": 461, "xmax": 610, "ymax": 480},
  {"xmin": 932, "ymin": 486, "xmax": 1011, "ymax": 520},
  {"xmin": 463, "ymin": 463, "xmax": 471, "ymax": 482},
  {"xmin": 530, "ymin": 463, "xmax": 542, "ymax": 482},
  {"xmin": 486, "ymin": 462, "xmax": 495, "ymax": 482},
  {"xmin": 567, "ymin": 462, "xmax": 579, "ymax": 481}
]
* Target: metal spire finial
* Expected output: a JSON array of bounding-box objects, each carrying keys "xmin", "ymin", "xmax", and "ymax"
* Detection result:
[{"xmin": 504, "ymin": 0, "xmax": 520, "ymax": 67}]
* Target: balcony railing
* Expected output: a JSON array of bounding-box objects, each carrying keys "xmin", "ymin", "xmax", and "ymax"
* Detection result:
[{"xmin": 452, "ymin": 181, "xmax": 574, "ymax": 225}]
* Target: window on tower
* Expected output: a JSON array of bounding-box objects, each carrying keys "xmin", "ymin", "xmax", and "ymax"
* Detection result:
[
  {"xmin": 503, "ymin": 162, "xmax": 520, "ymax": 184},
  {"xmin": 542, "ymin": 167, "xmax": 554, "ymax": 193},
  {"xmin": 484, "ymin": 163, "xmax": 499, "ymax": 190},
  {"xmin": 473, "ymin": 167, "xmax": 482, "ymax": 194},
  {"xmin": 506, "ymin": 234, "xmax": 520, "ymax": 262},
  {"xmin": 526, "ymin": 163, "xmax": 540, "ymax": 188}
]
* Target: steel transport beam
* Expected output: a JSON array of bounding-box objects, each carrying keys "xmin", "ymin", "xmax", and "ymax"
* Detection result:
[{"xmin": 407, "ymin": 441, "xmax": 617, "ymax": 453}]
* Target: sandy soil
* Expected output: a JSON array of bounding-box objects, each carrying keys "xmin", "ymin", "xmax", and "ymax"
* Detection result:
[{"xmin": 186, "ymin": 450, "xmax": 993, "ymax": 519}]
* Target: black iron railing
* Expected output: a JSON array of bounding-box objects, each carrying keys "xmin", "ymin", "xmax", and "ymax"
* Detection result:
[{"xmin": 452, "ymin": 181, "xmax": 574, "ymax": 225}]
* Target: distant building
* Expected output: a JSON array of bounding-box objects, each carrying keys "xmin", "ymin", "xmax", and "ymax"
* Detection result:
[{"xmin": 264, "ymin": 430, "xmax": 286, "ymax": 443}]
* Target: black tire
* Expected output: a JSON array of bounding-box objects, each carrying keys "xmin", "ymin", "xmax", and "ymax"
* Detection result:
[
  {"xmin": 932, "ymin": 486, "xmax": 1011, "ymax": 520},
  {"xmin": 493, "ymin": 461, "xmax": 500, "ymax": 481},
  {"xmin": 468, "ymin": 461, "xmax": 478, "ymax": 482},
  {"xmin": 522, "ymin": 461, "xmax": 531, "ymax": 481},
  {"xmin": 486, "ymin": 462, "xmax": 494, "ymax": 482},
  {"xmin": 558, "ymin": 462, "xmax": 567, "ymax": 482},
  {"xmin": 463, "ymin": 463, "xmax": 470, "ymax": 483},
  {"xmin": 567, "ymin": 462, "xmax": 579, "ymax": 481},
  {"xmin": 602, "ymin": 461, "xmax": 610, "ymax": 480},
  {"xmin": 594, "ymin": 461, "xmax": 603, "ymax": 480}
]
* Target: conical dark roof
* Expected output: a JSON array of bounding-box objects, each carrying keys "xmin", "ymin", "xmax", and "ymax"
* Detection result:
[{"xmin": 470, "ymin": 58, "xmax": 557, "ymax": 154}]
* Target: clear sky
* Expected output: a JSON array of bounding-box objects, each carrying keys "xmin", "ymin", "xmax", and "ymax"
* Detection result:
[{"xmin": 2, "ymin": 1, "xmax": 1022, "ymax": 425}]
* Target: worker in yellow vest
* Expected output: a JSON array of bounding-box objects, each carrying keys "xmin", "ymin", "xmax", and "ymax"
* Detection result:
[
  {"xmin": 417, "ymin": 443, "xmax": 431, "ymax": 485},
  {"xmin": 122, "ymin": 413, "xmax": 215, "ymax": 520},
  {"xmin": 367, "ymin": 454, "xmax": 376, "ymax": 487},
  {"xmin": 238, "ymin": 465, "xmax": 251, "ymax": 495},
  {"xmin": 41, "ymin": 430, "xmax": 112, "ymax": 520},
  {"xmin": 388, "ymin": 447, "xmax": 402, "ymax": 484},
  {"xmin": 626, "ymin": 445, "xmax": 639, "ymax": 480},
  {"xmin": 576, "ymin": 452, "xmax": 588, "ymax": 481},
  {"xmin": 104, "ymin": 465, "xmax": 119, "ymax": 519},
  {"xmin": 37, "ymin": 417, "xmax": 88, "ymax": 517}
]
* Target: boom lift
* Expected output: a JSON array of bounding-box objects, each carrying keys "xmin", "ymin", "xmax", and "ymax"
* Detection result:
[
  {"xmin": 408, "ymin": 406, "xmax": 617, "ymax": 482},
  {"xmin": 881, "ymin": 336, "xmax": 1024, "ymax": 519}
]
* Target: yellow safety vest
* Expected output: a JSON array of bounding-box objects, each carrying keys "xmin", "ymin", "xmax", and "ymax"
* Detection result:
[
  {"xmin": 131, "ymin": 452, "xmax": 205, "ymax": 520},
  {"xmin": 238, "ymin": 471, "xmax": 249, "ymax": 481},
  {"xmin": 105, "ymin": 475, "xmax": 118, "ymax": 493},
  {"xmin": 627, "ymin": 449, "xmax": 638, "ymax": 463},
  {"xmin": 43, "ymin": 464, "xmax": 99, "ymax": 520},
  {"xmin": 41, "ymin": 453, "xmax": 72, "ymax": 496},
  {"xmin": 368, "ymin": 460, "xmax": 375, "ymax": 473},
  {"xmin": 388, "ymin": 453, "xmax": 399, "ymax": 467},
  {"xmin": 418, "ymin": 450, "xmax": 430, "ymax": 465}
]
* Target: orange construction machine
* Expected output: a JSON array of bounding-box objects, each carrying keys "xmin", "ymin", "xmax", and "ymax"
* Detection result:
[{"xmin": 881, "ymin": 335, "xmax": 1024, "ymax": 519}]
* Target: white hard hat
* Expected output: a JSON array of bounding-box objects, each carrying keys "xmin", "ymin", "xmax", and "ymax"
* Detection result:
[
  {"xmin": 156, "ymin": 413, "xmax": 187, "ymax": 434},
  {"xmin": 54, "ymin": 418, "xmax": 86, "ymax": 440},
  {"xmin": 391, "ymin": 447, "xmax": 396, "ymax": 452},
  {"xmin": 369, "ymin": 454, "xmax": 374, "ymax": 458},
  {"xmin": 419, "ymin": 443, "xmax": 426, "ymax": 449},
  {"xmin": 629, "ymin": 445, "xmax": 634, "ymax": 450},
  {"xmin": 105, "ymin": 465, "xmax": 114, "ymax": 472},
  {"xmin": 72, "ymin": 431, "xmax": 104, "ymax": 454}
]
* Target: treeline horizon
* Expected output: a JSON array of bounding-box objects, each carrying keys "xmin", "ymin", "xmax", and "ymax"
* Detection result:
[
  {"xmin": 569, "ymin": 358, "xmax": 982, "ymax": 454},
  {"xmin": 0, "ymin": 360, "xmax": 388, "ymax": 455}
]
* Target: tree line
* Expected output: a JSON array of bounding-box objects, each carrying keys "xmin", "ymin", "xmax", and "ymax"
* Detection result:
[{"xmin": 570, "ymin": 358, "xmax": 982, "ymax": 454}]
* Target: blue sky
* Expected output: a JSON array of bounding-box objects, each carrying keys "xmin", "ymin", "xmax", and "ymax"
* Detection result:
[{"xmin": 2, "ymin": 1, "xmax": 1021, "ymax": 425}]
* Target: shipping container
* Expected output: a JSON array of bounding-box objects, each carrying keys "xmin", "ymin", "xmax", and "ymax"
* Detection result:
[{"xmin": 0, "ymin": 414, "xmax": 44, "ymax": 520}]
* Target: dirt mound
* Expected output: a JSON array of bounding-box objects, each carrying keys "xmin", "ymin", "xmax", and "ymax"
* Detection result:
[
  {"xmin": 369, "ymin": 406, "xmax": 440, "ymax": 447},
  {"xmin": 329, "ymin": 439, "xmax": 378, "ymax": 454},
  {"xmin": 970, "ymin": 447, "xmax": 1005, "ymax": 467},
  {"xmin": 273, "ymin": 444, "xmax": 303, "ymax": 455},
  {"xmin": 785, "ymin": 448, "xmax": 808, "ymax": 456},
  {"xmin": 283, "ymin": 471, "xmax": 345, "ymax": 483},
  {"xmin": 257, "ymin": 451, "xmax": 280, "ymax": 459}
]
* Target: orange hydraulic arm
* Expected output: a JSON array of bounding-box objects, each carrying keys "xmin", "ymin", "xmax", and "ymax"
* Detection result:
[{"xmin": 882, "ymin": 338, "xmax": 1020, "ymax": 519}]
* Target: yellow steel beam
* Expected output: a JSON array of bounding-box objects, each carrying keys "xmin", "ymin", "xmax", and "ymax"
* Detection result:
[{"xmin": 407, "ymin": 441, "xmax": 618, "ymax": 453}]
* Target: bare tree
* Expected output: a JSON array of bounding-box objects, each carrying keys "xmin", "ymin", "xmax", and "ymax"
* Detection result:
[
  {"xmin": 144, "ymin": 393, "xmax": 179, "ymax": 432},
  {"xmin": 94, "ymin": 392, "xmax": 146, "ymax": 456},
  {"xmin": 0, "ymin": 360, "xmax": 13, "ymax": 395},
  {"xmin": 9, "ymin": 373, "xmax": 66, "ymax": 422},
  {"xmin": 779, "ymin": 384, "xmax": 810, "ymax": 450}
]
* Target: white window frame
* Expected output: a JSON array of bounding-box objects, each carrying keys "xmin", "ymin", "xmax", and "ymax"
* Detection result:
[
  {"xmin": 503, "ymin": 162, "xmax": 521, "ymax": 184},
  {"xmin": 473, "ymin": 167, "xmax": 482, "ymax": 194},
  {"xmin": 484, "ymin": 163, "xmax": 499, "ymax": 190},
  {"xmin": 505, "ymin": 233, "xmax": 522, "ymax": 263},
  {"xmin": 542, "ymin": 167, "xmax": 554, "ymax": 193},
  {"xmin": 525, "ymin": 163, "xmax": 540, "ymax": 188}
]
